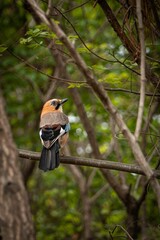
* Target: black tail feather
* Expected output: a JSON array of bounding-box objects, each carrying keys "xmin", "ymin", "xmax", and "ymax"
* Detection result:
[{"xmin": 39, "ymin": 141, "xmax": 60, "ymax": 171}]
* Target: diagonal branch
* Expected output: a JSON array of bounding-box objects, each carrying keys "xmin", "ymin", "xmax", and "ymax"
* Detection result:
[
  {"xmin": 97, "ymin": 0, "xmax": 138, "ymax": 56},
  {"xmin": 90, "ymin": 183, "xmax": 109, "ymax": 204}
]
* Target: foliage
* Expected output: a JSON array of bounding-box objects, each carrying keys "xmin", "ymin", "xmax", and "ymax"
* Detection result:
[{"xmin": 1, "ymin": 0, "xmax": 160, "ymax": 239}]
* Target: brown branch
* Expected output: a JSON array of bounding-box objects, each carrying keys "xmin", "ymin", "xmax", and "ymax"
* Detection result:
[
  {"xmin": 46, "ymin": 0, "xmax": 52, "ymax": 16},
  {"xmin": 109, "ymin": 52, "xmax": 140, "ymax": 75},
  {"xmin": 110, "ymin": 224, "xmax": 134, "ymax": 240},
  {"xmin": 18, "ymin": 149, "xmax": 160, "ymax": 178},
  {"xmin": 90, "ymin": 183, "xmax": 109, "ymax": 204},
  {"xmin": 104, "ymin": 87, "xmax": 160, "ymax": 98},
  {"xmin": 97, "ymin": 0, "xmax": 138, "ymax": 56},
  {"xmin": 7, "ymin": 49, "xmax": 85, "ymax": 84},
  {"xmin": 135, "ymin": 0, "xmax": 146, "ymax": 140},
  {"xmin": 6, "ymin": 50, "xmax": 160, "ymax": 98},
  {"xmin": 53, "ymin": 6, "xmax": 116, "ymax": 63},
  {"xmin": 110, "ymin": 118, "xmax": 128, "ymax": 189},
  {"xmin": 41, "ymin": 0, "xmax": 91, "ymax": 15}
]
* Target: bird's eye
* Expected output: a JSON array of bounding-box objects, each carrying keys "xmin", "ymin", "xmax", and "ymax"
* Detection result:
[{"xmin": 51, "ymin": 100, "xmax": 56, "ymax": 106}]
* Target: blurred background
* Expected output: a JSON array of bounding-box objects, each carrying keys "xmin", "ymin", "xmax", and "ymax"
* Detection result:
[{"xmin": 1, "ymin": 0, "xmax": 160, "ymax": 239}]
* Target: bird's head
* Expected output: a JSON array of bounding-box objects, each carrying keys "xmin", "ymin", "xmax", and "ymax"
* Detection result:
[
  {"xmin": 42, "ymin": 98, "xmax": 68, "ymax": 114},
  {"xmin": 51, "ymin": 98, "xmax": 68, "ymax": 110}
]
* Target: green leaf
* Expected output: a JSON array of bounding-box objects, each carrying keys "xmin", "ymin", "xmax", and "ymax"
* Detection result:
[
  {"xmin": 55, "ymin": 39, "xmax": 63, "ymax": 45},
  {"xmin": 77, "ymin": 47, "xmax": 89, "ymax": 53},
  {"xmin": 92, "ymin": 64, "xmax": 107, "ymax": 71},
  {"xmin": 68, "ymin": 83, "xmax": 85, "ymax": 88},
  {"xmin": 68, "ymin": 35, "xmax": 79, "ymax": 40},
  {"xmin": 19, "ymin": 38, "xmax": 27, "ymax": 45}
]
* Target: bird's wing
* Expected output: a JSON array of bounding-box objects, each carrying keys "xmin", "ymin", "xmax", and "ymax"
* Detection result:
[
  {"xmin": 40, "ymin": 112, "xmax": 69, "ymax": 128},
  {"xmin": 39, "ymin": 128, "xmax": 66, "ymax": 149}
]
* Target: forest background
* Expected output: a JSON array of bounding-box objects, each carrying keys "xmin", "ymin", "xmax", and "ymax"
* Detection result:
[{"xmin": 0, "ymin": 0, "xmax": 160, "ymax": 239}]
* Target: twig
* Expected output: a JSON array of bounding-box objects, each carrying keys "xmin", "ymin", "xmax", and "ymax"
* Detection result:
[
  {"xmin": 46, "ymin": 0, "xmax": 52, "ymax": 16},
  {"xmin": 90, "ymin": 183, "xmax": 109, "ymax": 203},
  {"xmin": 6, "ymin": 49, "xmax": 160, "ymax": 98},
  {"xmin": 97, "ymin": 0, "xmax": 160, "ymax": 91},
  {"xmin": 41, "ymin": 0, "xmax": 91, "ymax": 14},
  {"xmin": 104, "ymin": 87, "xmax": 160, "ymax": 97},
  {"xmin": 135, "ymin": 0, "xmax": 146, "ymax": 140},
  {"xmin": 109, "ymin": 52, "xmax": 140, "ymax": 75},
  {"xmin": 110, "ymin": 118, "xmax": 127, "ymax": 188},
  {"xmin": 110, "ymin": 224, "xmax": 134, "ymax": 240},
  {"xmin": 53, "ymin": 6, "xmax": 116, "ymax": 63},
  {"xmin": 7, "ymin": 49, "xmax": 86, "ymax": 84}
]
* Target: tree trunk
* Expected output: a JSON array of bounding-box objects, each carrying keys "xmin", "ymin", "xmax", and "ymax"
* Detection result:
[
  {"xmin": 82, "ymin": 190, "xmax": 92, "ymax": 240},
  {"xmin": 0, "ymin": 94, "xmax": 35, "ymax": 240},
  {"xmin": 126, "ymin": 197, "xmax": 139, "ymax": 240}
]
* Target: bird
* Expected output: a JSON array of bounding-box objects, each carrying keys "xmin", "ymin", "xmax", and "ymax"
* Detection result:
[{"xmin": 39, "ymin": 98, "xmax": 70, "ymax": 171}]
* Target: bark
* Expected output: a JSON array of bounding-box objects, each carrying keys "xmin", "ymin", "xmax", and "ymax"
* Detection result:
[
  {"xmin": 0, "ymin": 94, "xmax": 35, "ymax": 240},
  {"xmin": 135, "ymin": 0, "xmax": 146, "ymax": 140},
  {"xmin": 64, "ymin": 145, "xmax": 92, "ymax": 240},
  {"xmin": 68, "ymin": 165, "xmax": 92, "ymax": 240},
  {"xmin": 18, "ymin": 149, "xmax": 160, "ymax": 178},
  {"xmin": 126, "ymin": 199, "xmax": 139, "ymax": 239},
  {"xmin": 82, "ymin": 190, "xmax": 92, "ymax": 240}
]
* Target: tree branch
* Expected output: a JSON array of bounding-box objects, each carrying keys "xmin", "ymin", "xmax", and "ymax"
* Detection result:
[
  {"xmin": 135, "ymin": 0, "xmax": 146, "ymax": 140},
  {"xmin": 90, "ymin": 183, "xmax": 109, "ymax": 204},
  {"xmin": 97, "ymin": 0, "xmax": 160, "ymax": 91},
  {"xmin": 97, "ymin": 0, "xmax": 138, "ymax": 56},
  {"xmin": 7, "ymin": 49, "xmax": 160, "ymax": 98},
  {"xmin": 18, "ymin": 149, "xmax": 160, "ymax": 178}
]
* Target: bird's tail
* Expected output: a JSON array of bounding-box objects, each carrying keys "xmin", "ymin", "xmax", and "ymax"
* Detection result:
[{"xmin": 39, "ymin": 140, "xmax": 60, "ymax": 171}]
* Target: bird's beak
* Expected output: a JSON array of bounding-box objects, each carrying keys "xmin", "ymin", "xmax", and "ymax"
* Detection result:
[
  {"xmin": 55, "ymin": 98, "xmax": 68, "ymax": 110},
  {"xmin": 60, "ymin": 98, "xmax": 68, "ymax": 105}
]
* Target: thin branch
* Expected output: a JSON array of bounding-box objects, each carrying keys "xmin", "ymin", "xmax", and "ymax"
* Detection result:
[
  {"xmin": 63, "ymin": 0, "xmax": 91, "ymax": 14},
  {"xmin": 109, "ymin": 52, "xmax": 140, "ymax": 76},
  {"xmin": 97, "ymin": 0, "xmax": 160, "ymax": 91},
  {"xmin": 135, "ymin": 0, "xmax": 146, "ymax": 140},
  {"xmin": 7, "ymin": 49, "xmax": 86, "ymax": 84},
  {"xmin": 97, "ymin": 0, "xmax": 138, "ymax": 56},
  {"xmin": 90, "ymin": 183, "xmax": 109, "ymax": 204},
  {"xmin": 41, "ymin": 0, "xmax": 91, "ymax": 14},
  {"xmin": 18, "ymin": 149, "xmax": 160, "ymax": 178},
  {"xmin": 146, "ymin": 55, "xmax": 160, "ymax": 64},
  {"xmin": 87, "ymin": 169, "xmax": 97, "ymax": 188},
  {"xmin": 5, "ymin": 50, "xmax": 160, "ymax": 98},
  {"xmin": 104, "ymin": 87, "xmax": 160, "ymax": 97},
  {"xmin": 141, "ymin": 101, "xmax": 159, "ymax": 151},
  {"xmin": 110, "ymin": 118, "xmax": 128, "ymax": 189},
  {"xmin": 53, "ymin": 6, "xmax": 116, "ymax": 63},
  {"xmin": 110, "ymin": 225, "xmax": 134, "ymax": 240},
  {"xmin": 46, "ymin": 0, "xmax": 52, "ymax": 16}
]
